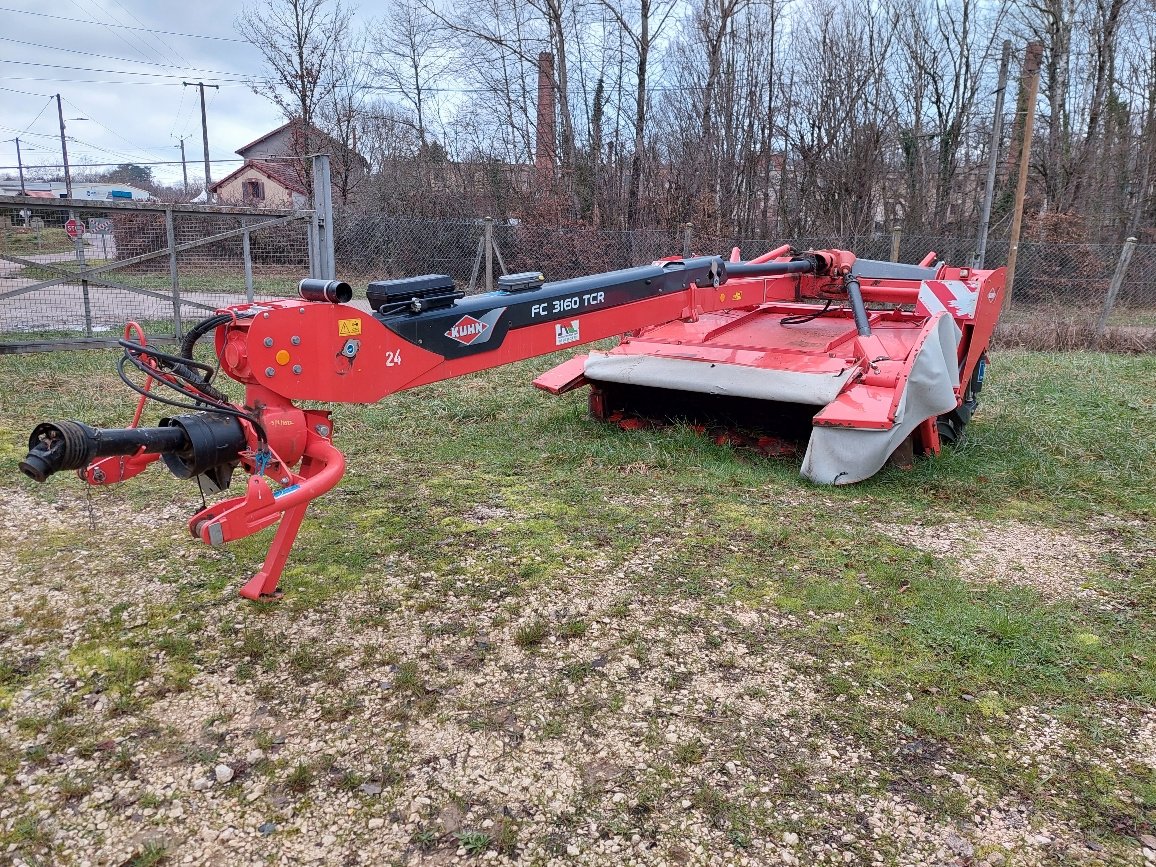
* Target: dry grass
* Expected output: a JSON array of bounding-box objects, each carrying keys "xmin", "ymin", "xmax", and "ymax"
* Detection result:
[{"xmin": 994, "ymin": 311, "xmax": 1156, "ymax": 353}]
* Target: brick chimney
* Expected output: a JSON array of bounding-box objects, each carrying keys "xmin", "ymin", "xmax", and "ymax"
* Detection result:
[{"xmin": 535, "ymin": 52, "xmax": 556, "ymax": 173}]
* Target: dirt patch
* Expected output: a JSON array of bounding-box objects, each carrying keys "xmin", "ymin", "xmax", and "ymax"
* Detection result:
[{"xmin": 878, "ymin": 518, "xmax": 1112, "ymax": 599}]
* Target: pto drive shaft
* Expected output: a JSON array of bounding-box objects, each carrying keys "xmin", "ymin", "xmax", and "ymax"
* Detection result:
[{"xmin": 20, "ymin": 413, "xmax": 247, "ymax": 483}]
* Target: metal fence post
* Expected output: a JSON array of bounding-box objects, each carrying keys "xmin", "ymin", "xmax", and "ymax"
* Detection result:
[
  {"xmin": 682, "ymin": 223, "xmax": 693, "ymax": 258},
  {"xmin": 890, "ymin": 225, "xmax": 902, "ymax": 262},
  {"xmin": 164, "ymin": 207, "xmax": 183, "ymax": 338},
  {"xmin": 1095, "ymin": 237, "xmax": 1137, "ymax": 339},
  {"xmin": 311, "ymin": 154, "xmax": 335, "ymax": 280},
  {"xmin": 484, "ymin": 216, "xmax": 494, "ymax": 292},
  {"xmin": 1005, "ymin": 41, "xmax": 1044, "ymax": 311},
  {"xmin": 70, "ymin": 208, "xmax": 93, "ymax": 337},
  {"xmin": 306, "ymin": 216, "xmax": 317, "ymax": 279},
  {"xmin": 975, "ymin": 40, "xmax": 1012, "ymax": 270},
  {"xmin": 241, "ymin": 216, "xmax": 254, "ymax": 303}
]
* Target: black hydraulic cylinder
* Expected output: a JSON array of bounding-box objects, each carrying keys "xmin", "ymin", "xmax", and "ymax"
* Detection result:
[
  {"xmin": 20, "ymin": 420, "xmax": 190, "ymax": 483},
  {"xmin": 724, "ymin": 260, "xmax": 817, "ymax": 279},
  {"xmin": 844, "ymin": 277, "xmax": 873, "ymax": 337}
]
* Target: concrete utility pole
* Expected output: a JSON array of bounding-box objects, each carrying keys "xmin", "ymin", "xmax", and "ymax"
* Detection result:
[
  {"xmin": 175, "ymin": 135, "xmax": 189, "ymax": 196},
  {"xmin": 55, "ymin": 94, "xmax": 72, "ymax": 198},
  {"xmin": 1004, "ymin": 41, "xmax": 1043, "ymax": 311},
  {"xmin": 975, "ymin": 40, "xmax": 1012, "ymax": 270},
  {"xmin": 183, "ymin": 81, "xmax": 219, "ymax": 199},
  {"xmin": 14, "ymin": 137, "xmax": 26, "ymax": 194}
]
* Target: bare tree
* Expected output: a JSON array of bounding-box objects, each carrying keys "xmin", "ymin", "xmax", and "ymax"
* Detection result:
[
  {"xmin": 370, "ymin": 0, "xmax": 450, "ymax": 150},
  {"xmin": 593, "ymin": 0, "xmax": 679, "ymax": 227},
  {"xmin": 318, "ymin": 27, "xmax": 370, "ymax": 205},
  {"xmin": 238, "ymin": 0, "xmax": 350, "ymax": 191}
]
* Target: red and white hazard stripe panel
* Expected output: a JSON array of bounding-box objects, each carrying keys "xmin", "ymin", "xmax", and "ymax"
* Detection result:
[{"xmin": 916, "ymin": 280, "xmax": 977, "ymax": 320}]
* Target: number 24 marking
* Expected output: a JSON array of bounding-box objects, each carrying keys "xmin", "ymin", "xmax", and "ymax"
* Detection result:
[{"xmin": 386, "ymin": 349, "xmax": 403, "ymax": 367}]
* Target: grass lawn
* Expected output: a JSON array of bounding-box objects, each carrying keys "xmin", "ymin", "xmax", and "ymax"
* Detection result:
[
  {"xmin": 1, "ymin": 227, "xmax": 77, "ymax": 256},
  {"xmin": 0, "ymin": 347, "xmax": 1153, "ymax": 865}
]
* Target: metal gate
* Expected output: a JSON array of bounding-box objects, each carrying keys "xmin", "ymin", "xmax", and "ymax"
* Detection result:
[{"xmin": 0, "ymin": 195, "xmax": 317, "ymax": 353}]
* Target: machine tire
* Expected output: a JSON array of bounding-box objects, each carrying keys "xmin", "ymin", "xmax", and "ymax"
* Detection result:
[{"xmin": 937, "ymin": 351, "xmax": 987, "ymax": 447}]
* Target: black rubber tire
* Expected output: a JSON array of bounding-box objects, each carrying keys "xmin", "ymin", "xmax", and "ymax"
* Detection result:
[{"xmin": 937, "ymin": 352, "xmax": 986, "ymax": 446}]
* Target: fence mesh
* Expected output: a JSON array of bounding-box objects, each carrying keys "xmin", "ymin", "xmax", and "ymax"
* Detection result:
[
  {"xmin": 0, "ymin": 200, "xmax": 311, "ymax": 347},
  {"xmin": 4, "ymin": 200, "xmax": 1154, "ymax": 350}
]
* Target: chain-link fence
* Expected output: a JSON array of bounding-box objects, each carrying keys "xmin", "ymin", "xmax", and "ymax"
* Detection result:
[
  {"xmin": 334, "ymin": 213, "xmax": 1155, "ymax": 328},
  {"xmin": 734, "ymin": 234, "xmax": 1154, "ymax": 321},
  {"xmin": 0, "ymin": 196, "xmax": 313, "ymax": 352},
  {"xmin": 332, "ymin": 211, "xmax": 687, "ymax": 286},
  {"xmin": 6, "ymin": 198, "xmax": 1153, "ymax": 351}
]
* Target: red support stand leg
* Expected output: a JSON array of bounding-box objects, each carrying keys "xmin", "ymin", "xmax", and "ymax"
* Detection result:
[
  {"xmin": 185, "ymin": 426, "xmax": 344, "ymax": 602},
  {"xmin": 916, "ymin": 416, "xmax": 941, "ymax": 456},
  {"xmin": 238, "ymin": 501, "xmax": 309, "ymax": 601}
]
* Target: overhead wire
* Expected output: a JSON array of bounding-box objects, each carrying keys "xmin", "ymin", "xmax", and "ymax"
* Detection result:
[
  {"xmin": 169, "ymin": 86, "xmax": 189, "ymax": 140},
  {"xmin": 0, "ymin": 60, "xmax": 248, "ymax": 83},
  {"xmin": 62, "ymin": 96, "xmax": 181, "ymax": 164},
  {"xmin": 0, "ymin": 37, "xmax": 253, "ymax": 80},
  {"xmin": 0, "ymin": 77, "xmax": 249, "ymax": 87},
  {"xmin": 0, "ymin": 125, "xmax": 60, "ymax": 139},
  {"xmin": 0, "ymin": 7, "xmax": 246, "ymax": 42},
  {"xmin": 15, "ymin": 97, "xmax": 54, "ymax": 137},
  {"xmin": 0, "ymin": 84, "xmax": 56, "ymax": 98},
  {"xmin": 0, "ymin": 158, "xmax": 244, "ymax": 170},
  {"xmin": 106, "ymin": 0, "xmax": 196, "ymax": 69},
  {"xmin": 66, "ymin": 0, "xmax": 169, "ymax": 69}
]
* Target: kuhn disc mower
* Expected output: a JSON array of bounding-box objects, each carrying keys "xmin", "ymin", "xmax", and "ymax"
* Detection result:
[
  {"xmin": 19, "ymin": 247, "xmax": 1003, "ymax": 599},
  {"xmin": 535, "ymin": 245, "xmax": 1003, "ymax": 483}
]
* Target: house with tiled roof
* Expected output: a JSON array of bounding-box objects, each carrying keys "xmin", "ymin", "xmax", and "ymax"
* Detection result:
[
  {"xmin": 209, "ymin": 159, "xmax": 309, "ymax": 208},
  {"xmin": 210, "ymin": 121, "xmax": 367, "ymax": 207}
]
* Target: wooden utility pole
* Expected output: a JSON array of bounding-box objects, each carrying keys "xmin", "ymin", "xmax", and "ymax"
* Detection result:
[
  {"xmin": 175, "ymin": 135, "xmax": 189, "ymax": 196},
  {"xmin": 1004, "ymin": 42, "xmax": 1043, "ymax": 310},
  {"xmin": 183, "ymin": 82, "xmax": 219, "ymax": 198},
  {"xmin": 975, "ymin": 40, "xmax": 1012, "ymax": 269},
  {"xmin": 55, "ymin": 94, "xmax": 72, "ymax": 198},
  {"xmin": 14, "ymin": 137, "xmax": 26, "ymax": 194}
]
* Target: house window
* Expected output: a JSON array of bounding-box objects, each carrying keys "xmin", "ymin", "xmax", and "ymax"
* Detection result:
[{"xmin": 242, "ymin": 180, "xmax": 265, "ymax": 201}]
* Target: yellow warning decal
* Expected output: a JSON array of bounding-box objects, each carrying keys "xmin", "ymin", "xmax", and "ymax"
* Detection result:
[{"xmin": 338, "ymin": 318, "xmax": 362, "ymax": 336}]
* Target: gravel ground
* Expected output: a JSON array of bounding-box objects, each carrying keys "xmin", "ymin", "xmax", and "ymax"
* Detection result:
[
  {"xmin": 879, "ymin": 515, "xmax": 1156, "ymax": 602},
  {"xmin": 1, "ymin": 487, "xmax": 1154, "ymax": 866}
]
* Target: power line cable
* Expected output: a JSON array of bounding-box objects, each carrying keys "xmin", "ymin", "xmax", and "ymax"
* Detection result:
[
  {"xmin": 67, "ymin": 135, "xmax": 164, "ymax": 160},
  {"xmin": 0, "ymin": 36, "xmax": 253, "ymax": 79},
  {"xmin": 0, "ymin": 84, "xmax": 56, "ymax": 98},
  {"xmin": 16, "ymin": 97, "xmax": 54, "ymax": 137},
  {"xmin": 0, "ymin": 7, "xmax": 246, "ymax": 42},
  {"xmin": 66, "ymin": 0, "xmax": 170, "ymax": 69},
  {"xmin": 0, "ymin": 158, "xmax": 245, "ymax": 170},
  {"xmin": 0, "ymin": 60, "xmax": 247, "ymax": 83},
  {"xmin": 168, "ymin": 86, "xmax": 189, "ymax": 139},
  {"xmin": 0, "ymin": 76, "xmax": 248, "ymax": 87},
  {"xmin": 106, "ymin": 0, "xmax": 196, "ymax": 68},
  {"xmin": 63, "ymin": 96, "xmax": 177, "ymax": 164},
  {"xmin": 0, "ymin": 125, "xmax": 60, "ymax": 139},
  {"xmin": 0, "ymin": 77, "xmax": 249, "ymax": 87}
]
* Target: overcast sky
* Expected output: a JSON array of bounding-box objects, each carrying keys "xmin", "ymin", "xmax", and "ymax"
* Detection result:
[{"xmin": 0, "ymin": 0, "xmax": 301, "ymax": 187}]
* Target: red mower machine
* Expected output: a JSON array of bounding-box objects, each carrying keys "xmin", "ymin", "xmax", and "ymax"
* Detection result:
[{"xmin": 20, "ymin": 247, "xmax": 1004, "ymax": 599}]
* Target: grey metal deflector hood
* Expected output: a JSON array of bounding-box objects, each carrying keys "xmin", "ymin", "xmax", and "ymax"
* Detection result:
[{"xmin": 583, "ymin": 353, "xmax": 855, "ymax": 406}]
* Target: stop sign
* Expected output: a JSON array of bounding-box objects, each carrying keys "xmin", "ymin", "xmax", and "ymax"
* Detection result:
[{"xmin": 64, "ymin": 219, "xmax": 83, "ymax": 240}]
